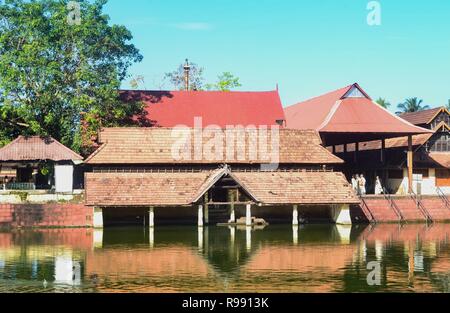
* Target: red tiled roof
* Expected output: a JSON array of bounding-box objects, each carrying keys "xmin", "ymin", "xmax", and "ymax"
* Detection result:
[
  {"xmin": 0, "ymin": 136, "xmax": 82, "ymax": 162},
  {"xmin": 120, "ymin": 90, "xmax": 286, "ymax": 128},
  {"xmin": 285, "ymin": 83, "xmax": 431, "ymax": 137},
  {"xmin": 399, "ymin": 107, "xmax": 445, "ymax": 125},
  {"xmin": 85, "ymin": 127, "xmax": 343, "ymax": 165}
]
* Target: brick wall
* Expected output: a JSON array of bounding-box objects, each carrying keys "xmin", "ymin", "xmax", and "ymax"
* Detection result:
[{"xmin": 0, "ymin": 203, "xmax": 93, "ymax": 228}]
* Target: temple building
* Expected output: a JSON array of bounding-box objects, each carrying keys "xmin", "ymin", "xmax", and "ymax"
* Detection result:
[
  {"xmin": 330, "ymin": 107, "xmax": 450, "ymax": 195},
  {"xmin": 284, "ymin": 83, "xmax": 433, "ymax": 194},
  {"xmin": 0, "ymin": 136, "xmax": 83, "ymax": 193},
  {"xmin": 83, "ymin": 126, "xmax": 359, "ymax": 227}
]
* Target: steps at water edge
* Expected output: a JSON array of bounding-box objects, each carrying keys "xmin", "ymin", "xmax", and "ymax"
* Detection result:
[
  {"xmin": 421, "ymin": 198, "xmax": 450, "ymax": 221},
  {"xmin": 393, "ymin": 197, "xmax": 427, "ymax": 222},
  {"xmin": 361, "ymin": 198, "xmax": 400, "ymax": 222}
]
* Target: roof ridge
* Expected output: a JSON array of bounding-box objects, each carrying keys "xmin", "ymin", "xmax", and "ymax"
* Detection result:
[{"xmin": 285, "ymin": 84, "xmax": 353, "ymax": 109}]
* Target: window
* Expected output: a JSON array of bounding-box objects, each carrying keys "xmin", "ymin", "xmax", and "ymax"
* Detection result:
[{"xmin": 436, "ymin": 169, "xmax": 450, "ymax": 187}]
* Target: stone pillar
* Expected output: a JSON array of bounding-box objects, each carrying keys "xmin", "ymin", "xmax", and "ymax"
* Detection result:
[
  {"xmin": 292, "ymin": 205, "xmax": 299, "ymax": 226},
  {"xmin": 246, "ymin": 226, "xmax": 252, "ymax": 251},
  {"xmin": 149, "ymin": 207, "xmax": 155, "ymax": 228},
  {"xmin": 335, "ymin": 225, "xmax": 352, "ymax": 244},
  {"xmin": 149, "ymin": 226, "xmax": 154, "ymax": 249},
  {"xmin": 246, "ymin": 204, "xmax": 252, "ymax": 226},
  {"xmin": 229, "ymin": 203, "xmax": 236, "ymax": 223},
  {"xmin": 198, "ymin": 227, "xmax": 203, "ymax": 252},
  {"xmin": 332, "ymin": 204, "xmax": 352, "ymax": 225},
  {"xmin": 204, "ymin": 193, "xmax": 209, "ymax": 225},
  {"xmin": 198, "ymin": 204, "xmax": 204, "ymax": 227},
  {"xmin": 93, "ymin": 229, "xmax": 103, "ymax": 249},
  {"xmin": 292, "ymin": 225, "xmax": 299, "ymax": 245},
  {"xmin": 93, "ymin": 207, "xmax": 103, "ymax": 228}
]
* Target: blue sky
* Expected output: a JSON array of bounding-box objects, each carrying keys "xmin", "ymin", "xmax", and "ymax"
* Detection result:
[{"xmin": 104, "ymin": 0, "xmax": 450, "ymax": 110}]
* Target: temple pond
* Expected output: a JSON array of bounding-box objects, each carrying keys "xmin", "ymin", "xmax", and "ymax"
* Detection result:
[{"xmin": 0, "ymin": 224, "xmax": 450, "ymax": 293}]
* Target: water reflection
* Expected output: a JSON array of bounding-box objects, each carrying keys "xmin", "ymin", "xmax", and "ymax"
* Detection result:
[{"xmin": 0, "ymin": 224, "xmax": 450, "ymax": 293}]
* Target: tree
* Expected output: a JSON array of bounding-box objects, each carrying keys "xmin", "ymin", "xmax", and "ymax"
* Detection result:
[
  {"xmin": 446, "ymin": 99, "xmax": 450, "ymax": 111},
  {"xmin": 0, "ymin": 0, "xmax": 144, "ymax": 154},
  {"xmin": 397, "ymin": 97, "xmax": 430, "ymax": 113},
  {"xmin": 375, "ymin": 98, "xmax": 391, "ymax": 109},
  {"xmin": 164, "ymin": 61, "xmax": 205, "ymax": 91},
  {"xmin": 206, "ymin": 72, "xmax": 242, "ymax": 91}
]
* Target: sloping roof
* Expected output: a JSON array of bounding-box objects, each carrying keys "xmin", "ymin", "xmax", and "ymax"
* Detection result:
[
  {"xmin": 120, "ymin": 90, "xmax": 286, "ymax": 128},
  {"xmin": 85, "ymin": 127, "xmax": 343, "ymax": 165},
  {"xmin": 85, "ymin": 171, "xmax": 216, "ymax": 206},
  {"xmin": 85, "ymin": 170, "xmax": 359, "ymax": 206},
  {"xmin": 284, "ymin": 83, "xmax": 432, "ymax": 145},
  {"xmin": 0, "ymin": 136, "xmax": 82, "ymax": 162},
  {"xmin": 232, "ymin": 171, "xmax": 359, "ymax": 205},
  {"xmin": 399, "ymin": 107, "xmax": 446, "ymax": 125},
  {"xmin": 429, "ymin": 153, "xmax": 450, "ymax": 168}
]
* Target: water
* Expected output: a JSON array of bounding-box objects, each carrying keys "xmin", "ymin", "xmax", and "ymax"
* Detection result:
[{"xmin": 0, "ymin": 224, "xmax": 450, "ymax": 293}]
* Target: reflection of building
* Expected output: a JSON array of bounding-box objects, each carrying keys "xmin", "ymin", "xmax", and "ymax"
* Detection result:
[{"xmin": 0, "ymin": 136, "xmax": 83, "ymax": 193}]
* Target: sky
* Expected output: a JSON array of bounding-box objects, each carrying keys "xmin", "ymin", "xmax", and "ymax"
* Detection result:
[{"xmin": 103, "ymin": 0, "xmax": 450, "ymax": 111}]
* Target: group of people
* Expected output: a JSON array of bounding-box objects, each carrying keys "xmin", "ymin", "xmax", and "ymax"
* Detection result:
[
  {"xmin": 351, "ymin": 174, "xmax": 384, "ymax": 196},
  {"xmin": 351, "ymin": 174, "xmax": 367, "ymax": 195}
]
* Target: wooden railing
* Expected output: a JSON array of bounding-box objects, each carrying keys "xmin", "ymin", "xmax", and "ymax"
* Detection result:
[{"xmin": 436, "ymin": 187, "xmax": 450, "ymax": 210}]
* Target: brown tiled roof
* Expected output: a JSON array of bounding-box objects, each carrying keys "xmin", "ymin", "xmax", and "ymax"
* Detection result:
[
  {"xmin": 0, "ymin": 136, "xmax": 82, "ymax": 162},
  {"xmin": 334, "ymin": 133, "xmax": 433, "ymax": 153},
  {"xmin": 85, "ymin": 127, "xmax": 343, "ymax": 165},
  {"xmin": 85, "ymin": 171, "xmax": 216, "ymax": 206},
  {"xmin": 85, "ymin": 169, "xmax": 358, "ymax": 206},
  {"xmin": 429, "ymin": 153, "xmax": 450, "ymax": 168},
  {"xmin": 232, "ymin": 171, "xmax": 359, "ymax": 205},
  {"xmin": 399, "ymin": 107, "xmax": 444, "ymax": 125}
]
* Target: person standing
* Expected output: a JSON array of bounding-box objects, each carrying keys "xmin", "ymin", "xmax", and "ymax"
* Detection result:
[
  {"xmin": 375, "ymin": 176, "xmax": 383, "ymax": 195},
  {"xmin": 351, "ymin": 175, "xmax": 358, "ymax": 192},
  {"xmin": 360, "ymin": 174, "xmax": 367, "ymax": 195}
]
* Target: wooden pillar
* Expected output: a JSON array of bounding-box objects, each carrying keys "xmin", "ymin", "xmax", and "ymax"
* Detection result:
[
  {"xmin": 354, "ymin": 142, "xmax": 359, "ymax": 163},
  {"xmin": 204, "ymin": 193, "xmax": 209, "ymax": 225},
  {"xmin": 198, "ymin": 204, "xmax": 204, "ymax": 227},
  {"xmin": 381, "ymin": 139, "xmax": 386, "ymax": 164},
  {"xmin": 407, "ymin": 135, "xmax": 413, "ymax": 194},
  {"xmin": 292, "ymin": 205, "xmax": 299, "ymax": 226},
  {"xmin": 149, "ymin": 206, "xmax": 154, "ymax": 228},
  {"xmin": 246, "ymin": 204, "xmax": 252, "ymax": 226},
  {"xmin": 332, "ymin": 145, "xmax": 336, "ymax": 154}
]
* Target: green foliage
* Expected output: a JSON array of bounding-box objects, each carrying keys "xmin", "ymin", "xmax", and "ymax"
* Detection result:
[
  {"xmin": 375, "ymin": 97, "xmax": 391, "ymax": 109},
  {"xmin": 0, "ymin": 0, "xmax": 144, "ymax": 154},
  {"xmin": 206, "ymin": 72, "xmax": 242, "ymax": 91},
  {"xmin": 397, "ymin": 97, "xmax": 430, "ymax": 113}
]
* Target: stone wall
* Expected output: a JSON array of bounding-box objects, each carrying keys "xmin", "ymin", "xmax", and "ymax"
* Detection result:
[{"xmin": 0, "ymin": 203, "xmax": 92, "ymax": 228}]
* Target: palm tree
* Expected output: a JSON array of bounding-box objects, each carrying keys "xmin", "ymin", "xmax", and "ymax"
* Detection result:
[
  {"xmin": 375, "ymin": 97, "xmax": 391, "ymax": 109},
  {"xmin": 397, "ymin": 97, "xmax": 430, "ymax": 113}
]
